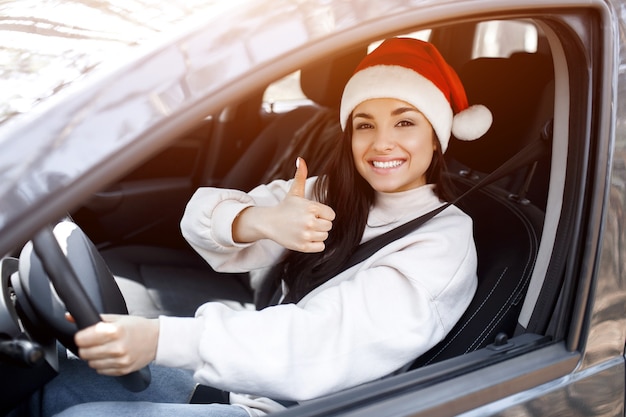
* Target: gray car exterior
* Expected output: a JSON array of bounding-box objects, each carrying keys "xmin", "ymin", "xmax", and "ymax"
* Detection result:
[{"xmin": 1, "ymin": 0, "xmax": 625, "ymax": 416}]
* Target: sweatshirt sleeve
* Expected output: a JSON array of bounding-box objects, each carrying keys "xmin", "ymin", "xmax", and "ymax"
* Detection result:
[
  {"xmin": 179, "ymin": 177, "xmax": 317, "ymax": 272},
  {"xmin": 157, "ymin": 208, "xmax": 477, "ymax": 401}
]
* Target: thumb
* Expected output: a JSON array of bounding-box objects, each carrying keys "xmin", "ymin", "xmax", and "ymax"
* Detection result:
[
  {"xmin": 100, "ymin": 314, "xmax": 124, "ymax": 323},
  {"xmin": 288, "ymin": 157, "xmax": 308, "ymax": 197}
]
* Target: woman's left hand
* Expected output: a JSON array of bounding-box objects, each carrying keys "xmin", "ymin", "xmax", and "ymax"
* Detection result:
[{"xmin": 72, "ymin": 314, "xmax": 159, "ymax": 376}]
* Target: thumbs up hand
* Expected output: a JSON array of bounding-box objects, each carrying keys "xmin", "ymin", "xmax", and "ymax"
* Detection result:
[
  {"xmin": 232, "ymin": 157, "xmax": 335, "ymax": 253},
  {"xmin": 277, "ymin": 157, "xmax": 336, "ymax": 252}
]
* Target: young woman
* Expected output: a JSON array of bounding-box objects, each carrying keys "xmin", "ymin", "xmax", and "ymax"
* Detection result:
[{"xmin": 44, "ymin": 37, "xmax": 492, "ymax": 417}]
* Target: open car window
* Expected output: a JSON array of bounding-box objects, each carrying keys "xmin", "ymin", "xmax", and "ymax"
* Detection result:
[{"xmin": 472, "ymin": 20, "xmax": 539, "ymax": 58}]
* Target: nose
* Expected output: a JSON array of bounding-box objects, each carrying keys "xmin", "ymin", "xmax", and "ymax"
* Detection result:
[{"xmin": 371, "ymin": 130, "xmax": 395, "ymax": 152}]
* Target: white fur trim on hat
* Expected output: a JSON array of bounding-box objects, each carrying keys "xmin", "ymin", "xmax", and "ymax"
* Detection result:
[
  {"xmin": 452, "ymin": 104, "xmax": 493, "ymax": 141},
  {"xmin": 340, "ymin": 65, "xmax": 454, "ymax": 152}
]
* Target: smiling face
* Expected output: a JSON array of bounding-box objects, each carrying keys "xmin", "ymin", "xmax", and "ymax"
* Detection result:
[{"xmin": 351, "ymin": 98, "xmax": 437, "ymax": 193}]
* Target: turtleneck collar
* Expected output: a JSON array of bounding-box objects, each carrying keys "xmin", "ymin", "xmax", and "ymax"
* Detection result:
[{"xmin": 367, "ymin": 184, "xmax": 444, "ymax": 228}]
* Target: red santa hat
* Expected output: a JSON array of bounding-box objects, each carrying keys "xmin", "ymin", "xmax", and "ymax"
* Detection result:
[{"xmin": 340, "ymin": 38, "xmax": 492, "ymax": 152}]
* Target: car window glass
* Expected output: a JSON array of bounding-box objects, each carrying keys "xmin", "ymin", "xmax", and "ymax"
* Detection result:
[
  {"xmin": 262, "ymin": 71, "xmax": 309, "ymax": 113},
  {"xmin": 472, "ymin": 20, "xmax": 538, "ymax": 58}
]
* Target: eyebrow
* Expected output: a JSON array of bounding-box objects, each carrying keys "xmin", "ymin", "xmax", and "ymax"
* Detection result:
[
  {"xmin": 353, "ymin": 107, "xmax": 419, "ymax": 120},
  {"xmin": 392, "ymin": 107, "xmax": 420, "ymax": 116}
]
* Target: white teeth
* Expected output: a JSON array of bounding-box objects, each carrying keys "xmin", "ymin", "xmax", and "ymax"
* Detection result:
[{"xmin": 372, "ymin": 160, "xmax": 403, "ymax": 169}]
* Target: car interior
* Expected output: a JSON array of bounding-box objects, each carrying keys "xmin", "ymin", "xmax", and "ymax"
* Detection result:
[{"xmin": 1, "ymin": 11, "xmax": 597, "ymax": 415}]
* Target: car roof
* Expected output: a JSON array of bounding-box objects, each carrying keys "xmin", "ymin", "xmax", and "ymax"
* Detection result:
[{"xmin": 0, "ymin": 0, "xmax": 239, "ymax": 125}]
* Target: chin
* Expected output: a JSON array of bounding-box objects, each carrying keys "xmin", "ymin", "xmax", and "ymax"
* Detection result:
[{"xmin": 370, "ymin": 183, "xmax": 404, "ymax": 193}]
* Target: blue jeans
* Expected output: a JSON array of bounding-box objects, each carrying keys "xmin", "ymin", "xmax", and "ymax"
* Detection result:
[{"xmin": 22, "ymin": 348, "xmax": 248, "ymax": 417}]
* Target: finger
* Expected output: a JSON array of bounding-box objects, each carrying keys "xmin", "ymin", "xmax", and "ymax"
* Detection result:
[
  {"xmin": 314, "ymin": 217, "xmax": 334, "ymax": 233},
  {"xmin": 302, "ymin": 241, "xmax": 326, "ymax": 253},
  {"xmin": 79, "ymin": 344, "xmax": 117, "ymax": 362},
  {"xmin": 86, "ymin": 357, "xmax": 133, "ymax": 376},
  {"xmin": 314, "ymin": 204, "xmax": 336, "ymax": 222},
  {"xmin": 307, "ymin": 230, "xmax": 330, "ymax": 243},
  {"xmin": 65, "ymin": 312, "xmax": 75, "ymax": 323},
  {"xmin": 80, "ymin": 337, "xmax": 127, "ymax": 359},
  {"xmin": 100, "ymin": 314, "xmax": 124, "ymax": 322},
  {"xmin": 75, "ymin": 321, "xmax": 119, "ymax": 348},
  {"xmin": 90, "ymin": 365, "xmax": 123, "ymax": 377},
  {"xmin": 288, "ymin": 157, "xmax": 308, "ymax": 197},
  {"xmin": 92, "ymin": 366, "xmax": 128, "ymax": 377}
]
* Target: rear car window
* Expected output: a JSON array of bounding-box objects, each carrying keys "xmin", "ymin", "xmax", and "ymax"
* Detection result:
[{"xmin": 472, "ymin": 20, "xmax": 538, "ymax": 58}]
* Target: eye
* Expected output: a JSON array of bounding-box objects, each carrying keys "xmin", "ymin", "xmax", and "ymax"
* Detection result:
[
  {"xmin": 354, "ymin": 122, "xmax": 374, "ymax": 130},
  {"xmin": 396, "ymin": 119, "xmax": 415, "ymax": 127}
]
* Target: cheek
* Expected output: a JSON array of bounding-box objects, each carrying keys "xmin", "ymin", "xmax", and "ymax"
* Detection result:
[
  {"xmin": 410, "ymin": 131, "xmax": 437, "ymax": 156},
  {"xmin": 351, "ymin": 138, "xmax": 369, "ymax": 176},
  {"xmin": 351, "ymin": 134, "xmax": 366, "ymax": 159},
  {"xmin": 351, "ymin": 146, "xmax": 365, "ymax": 174},
  {"xmin": 420, "ymin": 145, "xmax": 435, "ymax": 167}
]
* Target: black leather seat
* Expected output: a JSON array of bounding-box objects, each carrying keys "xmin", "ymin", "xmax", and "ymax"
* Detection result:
[
  {"xmin": 448, "ymin": 52, "xmax": 554, "ymax": 208},
  {"xmin": 411, "ymin": 52, "xmax": 554, "ymax": 367}
]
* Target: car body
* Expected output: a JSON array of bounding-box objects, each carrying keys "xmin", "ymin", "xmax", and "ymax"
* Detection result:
[{"xmin": 1, "ymin": 0, "xmax": 626, "ymax": 416}]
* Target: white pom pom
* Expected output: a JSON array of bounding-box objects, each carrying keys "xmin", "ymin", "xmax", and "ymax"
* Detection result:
[{"xmin": 451, "ymin": 104, "xmax": 492, "ymax": 141}]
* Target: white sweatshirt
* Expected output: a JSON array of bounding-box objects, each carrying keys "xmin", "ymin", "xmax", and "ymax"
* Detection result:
[{"xmin": 156, "ymin": 178, "xmax": 477, "ymax": 416}]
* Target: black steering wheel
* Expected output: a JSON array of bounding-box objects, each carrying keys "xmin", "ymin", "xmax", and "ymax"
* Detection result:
[{"xmin": 15, "ymin": 220, "xmax": 151, "ymax": 392}]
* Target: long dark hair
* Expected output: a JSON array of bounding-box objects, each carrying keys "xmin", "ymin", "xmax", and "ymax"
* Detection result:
[{"xmin": 279, "ymin": 115, "xmax": 453, "ymax": 303}]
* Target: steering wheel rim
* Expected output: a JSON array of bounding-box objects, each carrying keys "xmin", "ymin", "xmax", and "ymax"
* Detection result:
[{"xmin": 29, "ymin": 222, "xmax": 151, "ymax": 392}]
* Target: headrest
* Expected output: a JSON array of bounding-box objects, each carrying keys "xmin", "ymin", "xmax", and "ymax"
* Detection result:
[
  {"xmin": 447, "ymin": 52, "xmax": 554, "ymax": 173},
  {"xmin": 300, "ymin": 47, "xmax": 367, "ymax": 108}
]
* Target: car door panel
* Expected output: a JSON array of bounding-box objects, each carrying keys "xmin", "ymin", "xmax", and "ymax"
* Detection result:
[{"xmin": 72, "ymin": 123, "xmax": 212, "ymax": 248}]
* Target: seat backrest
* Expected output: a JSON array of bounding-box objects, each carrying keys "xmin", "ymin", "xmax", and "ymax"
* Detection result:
[
  {"xmin": 411, "ymin": 52, "xmax": 554, "ymax": 368},
  {"xmin": 447, "ymin": 52, "xmax": 553, "ymax": 174}
]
